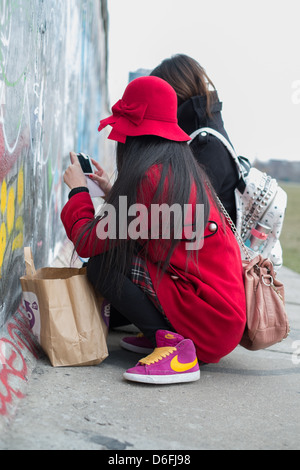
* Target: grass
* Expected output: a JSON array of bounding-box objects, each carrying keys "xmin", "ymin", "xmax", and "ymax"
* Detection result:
[{"xmin": 280, "ymin": 183, "xmax": 300, "ymax": 273}]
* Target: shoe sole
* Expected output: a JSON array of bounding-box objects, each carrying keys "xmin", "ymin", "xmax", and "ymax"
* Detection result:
[
  {"xmin": 120, "ymin": 339, "xmax": 153, "ymax": 355},
  {"xmin": 123, "ymin": 370, "xmax": 200, "ymax": 385}
]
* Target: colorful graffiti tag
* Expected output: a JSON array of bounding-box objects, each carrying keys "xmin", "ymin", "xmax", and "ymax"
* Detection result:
[
  {"xmin": 0, "ymin": 0, "xmax": 109, "ymax": 419},
  {"xmin": 0, "ymin": 0, "xmax": 109, "ymax": 328},
  {"xmin": 0, "ymin": 304, "xmax": 40, "ymax": 417}
]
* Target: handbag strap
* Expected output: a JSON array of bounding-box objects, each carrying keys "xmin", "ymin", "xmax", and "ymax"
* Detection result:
[{"xmin": 205, "ymin": 180, "xmax": 252, "ymax": 261}]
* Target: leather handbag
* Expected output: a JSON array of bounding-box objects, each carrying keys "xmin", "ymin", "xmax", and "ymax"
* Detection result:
[
  {"xmin": 209, "ymin": 184, "xmax": 290, "ymax": 351},
  {"xmin": 240, "ymin": 254, "xmax": 290, "ymax": 350}
]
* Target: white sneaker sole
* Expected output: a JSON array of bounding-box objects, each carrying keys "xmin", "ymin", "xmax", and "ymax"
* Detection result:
[{"xmin": 123, "ymin": 370, "xmax": 200, "ymax": 384}]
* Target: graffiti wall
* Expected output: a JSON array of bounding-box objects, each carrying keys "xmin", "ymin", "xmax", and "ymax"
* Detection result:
[{"xmin": 0, "ymin": 0, "xmax": 109, "ymax": 328}]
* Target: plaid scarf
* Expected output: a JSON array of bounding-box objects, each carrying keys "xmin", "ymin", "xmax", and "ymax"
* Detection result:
[{"xmin": 131, "ymin": 255, "xmax": 164, "ymax": 314}]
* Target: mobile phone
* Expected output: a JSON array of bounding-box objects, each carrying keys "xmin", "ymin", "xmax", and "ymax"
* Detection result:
[
  {"xmin": 77, "ymin": 152, "xmax": 104, "ymax": 198},
  {"xmin": 77, "ymin": 153, "xmax": 93, "ymax": 174}
]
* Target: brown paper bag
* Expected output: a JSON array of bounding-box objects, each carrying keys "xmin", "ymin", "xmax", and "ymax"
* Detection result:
[{"xmin": 20, "ymin": 247, "xmax": 109, "ymax": 367}]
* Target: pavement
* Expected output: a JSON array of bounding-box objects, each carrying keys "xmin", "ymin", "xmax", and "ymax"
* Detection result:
[{"xmin": 0, "ymin": 255, "xmax": 299, "ymax": 451}]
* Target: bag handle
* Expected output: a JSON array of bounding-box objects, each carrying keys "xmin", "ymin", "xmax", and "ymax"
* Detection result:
[
  {"xmin": 24, "ymin": 247, "xmax": 37, "ymax": 276},
  {"xmin": 204, "ymin": 180, "xmax": 253, "ymax": 261},
  {"xmin": 188, "ymin": 127, "xmax": 243, "ymax": 179}
]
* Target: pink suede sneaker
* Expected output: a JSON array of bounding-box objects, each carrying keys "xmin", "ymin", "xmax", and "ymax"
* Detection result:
[
  {"xmin": 123, "ymin": 330, "xmax": 200, "ymax": 384},
  {"xmin": 120, "ymin": 333, "xmax": 154, "ymax": 354}
]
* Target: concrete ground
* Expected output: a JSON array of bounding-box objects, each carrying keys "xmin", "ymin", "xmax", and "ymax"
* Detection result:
[{"xmin": 0, "ymin": 266, "xmax": 299, "ymax": 451}]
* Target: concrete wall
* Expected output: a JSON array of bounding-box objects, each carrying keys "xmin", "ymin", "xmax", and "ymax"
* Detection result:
[{"xmin": 0, "ymin": 0, "xmax": 109, "ymax": 328}]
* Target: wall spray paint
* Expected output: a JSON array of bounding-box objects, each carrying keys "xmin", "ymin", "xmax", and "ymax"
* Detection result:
[{"xmin": 0, "ymin": 0, "xmax": 110, "ymax": 327}]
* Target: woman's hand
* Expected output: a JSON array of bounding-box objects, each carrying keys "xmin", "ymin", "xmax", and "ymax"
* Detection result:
[
  {"xmin": 63, "ymin": 152, "xmax": 88, "ymax": 190},
  {"xmin": 89, "ymin": 158, "xmax": 112, "ymax": 196}
]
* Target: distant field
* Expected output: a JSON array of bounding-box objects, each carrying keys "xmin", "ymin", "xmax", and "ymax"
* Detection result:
[{"xmin": 280, "ymin": 183, "xmax": 300, "ymax": 273}]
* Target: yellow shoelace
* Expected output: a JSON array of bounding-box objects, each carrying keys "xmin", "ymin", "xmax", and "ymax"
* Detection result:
[{"xmin": 139, "ymin": 347, "xmax": 177, "ymax": 365}]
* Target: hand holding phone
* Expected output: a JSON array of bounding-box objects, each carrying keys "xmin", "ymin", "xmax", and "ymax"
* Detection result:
[
  {"xmin": 63, "ymin": 152, "xmax": 88, "ymax": 190},
  {"xmin": 77, "ymin": 153, "xmax": 105, "ymax": 197},
  {"xmin": 89, "ymin": 157, "xmax": 112, "ymax": 196}
]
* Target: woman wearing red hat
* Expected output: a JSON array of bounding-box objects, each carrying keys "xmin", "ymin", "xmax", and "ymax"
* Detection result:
[
  {"xmin": 151, "ymin": 54, "xmax": 240, "ymax": 224},
  {"xmin": 61, "ymin": 76, "xmax": 246, "ymax": 385}
]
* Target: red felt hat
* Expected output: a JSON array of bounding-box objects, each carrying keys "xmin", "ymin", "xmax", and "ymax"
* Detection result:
[{"xmin": 98, "ymin": 76, "xmax": 191, "ymax": 143}]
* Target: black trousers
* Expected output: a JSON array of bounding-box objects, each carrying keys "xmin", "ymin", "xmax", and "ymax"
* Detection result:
[{"xmin": 86, "ymin": 254, "xmax": 172, "ymax": 346}]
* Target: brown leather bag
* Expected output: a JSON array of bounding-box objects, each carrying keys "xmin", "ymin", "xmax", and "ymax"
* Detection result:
[
  {"xmin": 240, "ymin": 254, "xmax": 290, "ymax": 351},
  {"xmin": 210, "ymin": 183, "xmax": 290, "ymax": 351}
]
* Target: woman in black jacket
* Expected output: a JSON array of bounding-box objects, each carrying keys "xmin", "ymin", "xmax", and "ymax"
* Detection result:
[{"xmin": 151, "ymin": 54, "xmax": 239, "ymax": 223}]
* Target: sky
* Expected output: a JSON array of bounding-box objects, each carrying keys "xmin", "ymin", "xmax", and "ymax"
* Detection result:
[{"xmin": 107, "ymin": 0, "xmax": 300, "ymax": 163}]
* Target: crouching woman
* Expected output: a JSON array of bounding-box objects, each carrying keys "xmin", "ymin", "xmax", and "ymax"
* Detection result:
[{"xmin": 61, "ymin": 76, "xmax": 246, "ymax": 385}]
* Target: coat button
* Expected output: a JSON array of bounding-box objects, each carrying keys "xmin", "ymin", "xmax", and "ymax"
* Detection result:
[
  {"xmin": 208, "ymin": 222, "xmax": 218, "ymax": 232},
  {"xmin": 171, "ymin": 275, "xmax": 179, "ymax": 281}
]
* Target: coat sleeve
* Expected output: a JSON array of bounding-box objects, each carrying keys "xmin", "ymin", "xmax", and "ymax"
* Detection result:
[
  {"xmin": 60, "ymin": 166, "xmax": 162, "ymax": 258},
  {"xmin": 60, "ymin": 191, "xmax": 110, "ymax": 258}
]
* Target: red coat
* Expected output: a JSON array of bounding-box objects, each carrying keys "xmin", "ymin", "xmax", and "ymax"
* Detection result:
[{"xmin": 61, "ymin": 166, "xmax": 246, "ymax": 364}]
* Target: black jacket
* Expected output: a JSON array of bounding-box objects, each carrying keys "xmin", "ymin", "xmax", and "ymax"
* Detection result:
[{"xmin": 178, "ymin": 94, "xmax": 239, "ymax": 223}]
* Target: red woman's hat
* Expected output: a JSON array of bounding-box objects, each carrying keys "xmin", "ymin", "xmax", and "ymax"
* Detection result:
[{"xmin": 98, "ymin": 76, "xmax": 190, "ymax": 143}]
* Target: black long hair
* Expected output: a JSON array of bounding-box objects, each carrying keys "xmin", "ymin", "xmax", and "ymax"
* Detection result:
[{"xmin": 76, "ymin": 135, "xmax": 212, "ymax": 291}]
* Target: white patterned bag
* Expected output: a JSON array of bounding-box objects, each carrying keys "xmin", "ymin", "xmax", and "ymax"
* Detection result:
[{"xmin": 189, "ymin": 127, "xmax": 287, "ymax": 270}]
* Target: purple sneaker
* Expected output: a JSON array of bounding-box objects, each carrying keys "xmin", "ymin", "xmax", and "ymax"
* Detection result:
[
  {"xmin": 120, "ymin": 333, "xmax": 154, "ymax": 354},
  {"xmin": 123, "ymin": 330, "xmax": 200, "ymax": 384}
]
